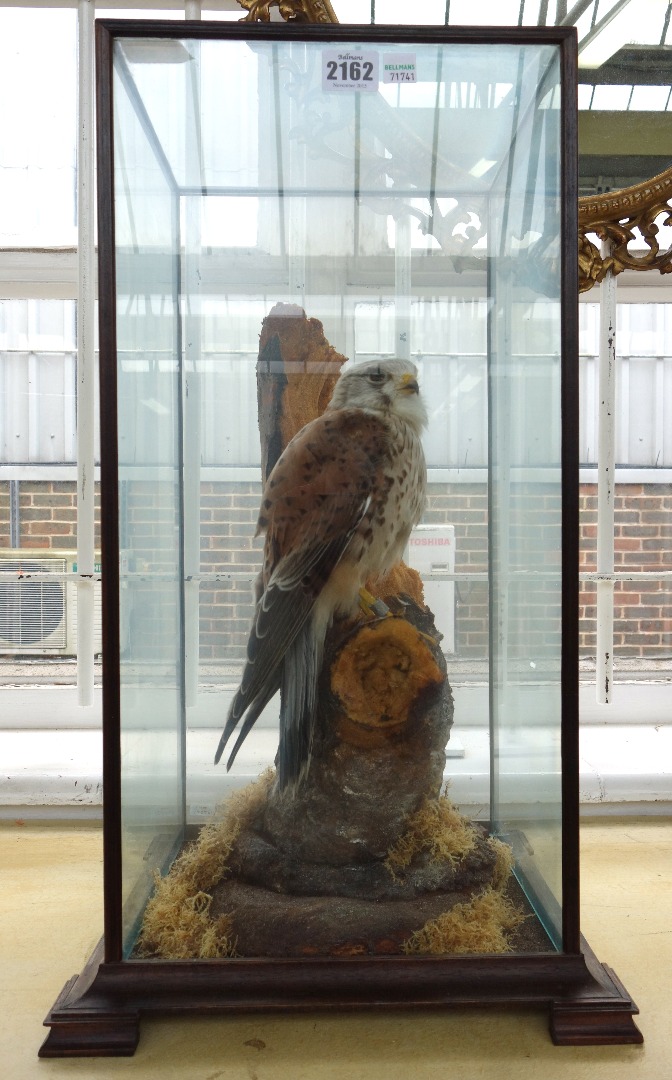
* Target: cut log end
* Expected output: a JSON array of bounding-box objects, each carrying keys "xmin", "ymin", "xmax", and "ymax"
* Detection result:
[{"xmin": 331, "ymin": 616, "xmax": 443, "ymax": 743}]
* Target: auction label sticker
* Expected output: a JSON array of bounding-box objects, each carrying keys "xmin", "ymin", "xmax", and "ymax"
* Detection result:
[
  {"xmin": 382, "ymin": 53, "xmax": 417, "ymax": 83},
  {"xmin": 322, "ymin": 50, "xmax": 379, "ymax": 91}
]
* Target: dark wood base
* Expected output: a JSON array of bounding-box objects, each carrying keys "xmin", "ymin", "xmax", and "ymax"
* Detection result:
[
  {"xmin": 39, "ymin": 935, "xmax": 642, "ymax": 1057},
  {"xmin": 549, "ymin": 958, "xmax": 643, "ymax": 1045},
  {"xmin": 550, "ymin": 1001, "xmax": 643, "ymax": 1046},
  {"xmin": 39, "ymin": 952, "xmax": 140, "ymax": 1058}
]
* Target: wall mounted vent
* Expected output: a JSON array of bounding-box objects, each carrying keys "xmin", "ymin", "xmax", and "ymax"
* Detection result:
[{"xmin": 0, "ymin": 551, "xmax": 101, "ymax": 656}]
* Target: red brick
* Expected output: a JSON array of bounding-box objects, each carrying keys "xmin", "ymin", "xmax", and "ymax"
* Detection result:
[{"xmin": 614, "ymin": 538, "xmax": 640, "ymax": 551}]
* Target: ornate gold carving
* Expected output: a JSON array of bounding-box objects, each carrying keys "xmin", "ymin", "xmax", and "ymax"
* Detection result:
[
  {"xmin": 578, "ymin": 164, "xmax": 672, "ymax": 292},
  {"xmin": 237, "ymin": 0, "xmax": 338, "ymax": 23}
]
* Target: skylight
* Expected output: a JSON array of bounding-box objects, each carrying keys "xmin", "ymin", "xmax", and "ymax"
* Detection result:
[{"xmin": 579, "ymin": 82, "xmax": 672, "ymax": 110}]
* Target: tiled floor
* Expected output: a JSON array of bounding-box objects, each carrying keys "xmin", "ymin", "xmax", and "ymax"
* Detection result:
[{"xmin": 1, "ymin": 818, "xmax": 669, "ymax": 1079}]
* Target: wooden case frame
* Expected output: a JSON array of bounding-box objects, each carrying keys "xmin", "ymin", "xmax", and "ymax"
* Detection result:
[{"xmin": 40, "ymin": 19, "xmax": 642, "ymax": 1056}]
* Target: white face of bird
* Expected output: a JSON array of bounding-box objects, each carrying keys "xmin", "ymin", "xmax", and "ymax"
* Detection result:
[{"xmin": 329, "ymin": 358, "xmax": 428, "ymax": 434}]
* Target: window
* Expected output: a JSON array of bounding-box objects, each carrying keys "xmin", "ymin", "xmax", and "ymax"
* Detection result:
[{"xmin": 0, "ymin": 0, "xmax": 669, "ymax": 820}]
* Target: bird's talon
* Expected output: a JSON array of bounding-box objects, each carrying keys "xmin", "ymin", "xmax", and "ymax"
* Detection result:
[{"xmin": 358, "ymin": 587, "xmax": 391, "ymax": 620}]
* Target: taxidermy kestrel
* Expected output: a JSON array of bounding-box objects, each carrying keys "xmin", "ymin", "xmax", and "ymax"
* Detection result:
[{"xmin": 214, "ymin": 358, "xmax": 427, "ymax": 789}]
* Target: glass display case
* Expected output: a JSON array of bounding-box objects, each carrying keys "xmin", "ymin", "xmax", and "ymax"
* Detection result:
[{"xmin": 40, "ymin": 18, "xmax": 642, "ymax": 1056}]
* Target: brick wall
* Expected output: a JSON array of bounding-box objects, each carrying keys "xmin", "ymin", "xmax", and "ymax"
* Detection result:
[
  {"xmin": 1, "ymin": 478, "xmax": 670, "ymax": 661},
  {"xmin": 199, "ymin": 482, "xmax": 264, "ymax": 660},
  {"xmin": 190, "ymin": 478, "xmax": 672, "ymax": 663},
  {"xmin": 425, "ymin": 483, "xmax": 489, "ymax": 659},
  {"xmin": 0, "ymin": 481, "xmax": 101, "ymax": 550},
  {"xmin": 121, "ymin": 480, "xmax": 182, "ymax": 661},
  {"xmin": 580, "ymin": 483, "xmax": 672, "ymax": 656},
  {"xmin": 196, "ymin": 480, "xmax": 493, "ymax": 662}
]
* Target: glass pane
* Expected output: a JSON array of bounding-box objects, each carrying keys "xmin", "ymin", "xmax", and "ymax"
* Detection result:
[
  {"xmin": 0, "ymin": 9, "xmax": 77, "ymax": 246},
  {"xmin": 487, "ymin": 47, "xmax": 564, "ymax": 946},
  {"xmin": 0, "ymin": 300, "xmax": 78, "ymax": 465},
  {"xmin": 113, "ymin": 45, "xmax": 184, "ymax": 955},
  {"xmin": 110, "ymin": 27, "xmax": 570, "ymax": 961}
]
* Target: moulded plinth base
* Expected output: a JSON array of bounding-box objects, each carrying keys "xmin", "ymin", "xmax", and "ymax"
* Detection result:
[
  {"xmin": 39, "ymin": 936, "xmax": 643, "ymax": 1057},
  {"xmin": 550, "ymin": 1002, "xmax": 644, "ymax": 1046},
  {"xmin": 39, "ymin": 962, "xmax": 140, "ymax": 1058},
  {"xmin": 549, "ymin": 962, "xmax": 644, "ymax": 1046},
  {"xmin": 38, "ymin": 1012, "xmax": 140, "ymax": 1058}
]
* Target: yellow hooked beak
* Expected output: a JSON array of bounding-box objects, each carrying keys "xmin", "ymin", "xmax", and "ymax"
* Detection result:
[{"xmin": 399, "ymin": 372, "xmax": 420, "ymax": 394}]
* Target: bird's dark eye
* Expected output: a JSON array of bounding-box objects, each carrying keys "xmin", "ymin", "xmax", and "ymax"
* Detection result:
[{"xmin": 367, "ymin": 369, "xmax": 386, "ymax": 385}]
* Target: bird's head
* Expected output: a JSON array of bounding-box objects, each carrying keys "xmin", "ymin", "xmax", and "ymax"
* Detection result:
[{"xmin": 328, "ymin": 358, "xmax": 428, "ymax": 434}]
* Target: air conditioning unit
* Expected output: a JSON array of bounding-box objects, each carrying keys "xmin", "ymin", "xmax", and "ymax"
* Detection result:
[
  {"xmin": 408, "ymin": 525, "xmax": 456, "ymax": 654},
  {"xmin": 0, "ymin": 549, "xmax": 102, "ymax": 657}
]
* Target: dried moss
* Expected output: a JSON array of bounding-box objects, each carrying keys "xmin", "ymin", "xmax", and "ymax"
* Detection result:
[
  {"xmin": 136, "ymin": 773, "xmax": 523, "ymax": 960},
  {"xmin": 388, "ymin": 795, "xmax": 523, "ymax": 955},
  {"xmin": 136, "ymin": 769, "xmax": 274, "ymax": 959},
  {"xmin": 403, "ymin": 888, "xmax": 526, "ymax": 956},
  {"xmin": 489, "ymin": 835, "xmax": 516, "ymax": 891},
  {"xmin": 385, "ymin": 793, "xmax": 478, "ymax": 878}
]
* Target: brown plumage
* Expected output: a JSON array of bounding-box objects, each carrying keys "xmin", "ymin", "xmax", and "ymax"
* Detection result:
[{"xmin": 215, "ymin": 358, "xmax": 427, "ymax": 789}]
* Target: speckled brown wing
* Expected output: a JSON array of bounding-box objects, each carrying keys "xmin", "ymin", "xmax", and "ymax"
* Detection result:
[
  {"xmin": 257, "ymin": 408, "xmax": 393, "ymax": 589},
  {"xmin": 214, "ymin": 408, "xmax": 392, "ymax": 772}
]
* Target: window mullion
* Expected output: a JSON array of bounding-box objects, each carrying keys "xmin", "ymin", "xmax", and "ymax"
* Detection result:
[
  {"xmin": 595, "ymin": 244, "xmax": 617, "ymax": 703},
  {"xmin": 76, "ymin": 0, "xmax": 96, "ymax": 707}
]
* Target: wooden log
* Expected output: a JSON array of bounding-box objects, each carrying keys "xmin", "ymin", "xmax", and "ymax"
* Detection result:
[
  {"xmin": 257, "ymin": 302, "xmax": 346, "ymax": 481},
  {"xmin": 227, "ymin": 597, "xmax": 473, "ymax": 900}
]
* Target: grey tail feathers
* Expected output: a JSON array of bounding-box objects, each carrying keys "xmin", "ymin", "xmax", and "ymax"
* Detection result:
[
  {"xmin": 214, "ymin": 679, "xmax": 279, "ymax": 769},
  {"xmin": 214, "ymin": 615, "xmax": 325, "ymax": 791},
  {"xmin": 276, "ymin": 616, "xmax": 324, "ymax": 790}
]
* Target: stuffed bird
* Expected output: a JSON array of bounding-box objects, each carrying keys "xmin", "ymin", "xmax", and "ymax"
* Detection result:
[{"xmin": 214, "ymin": 357, "xmax": 427, "ymax": 789}]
